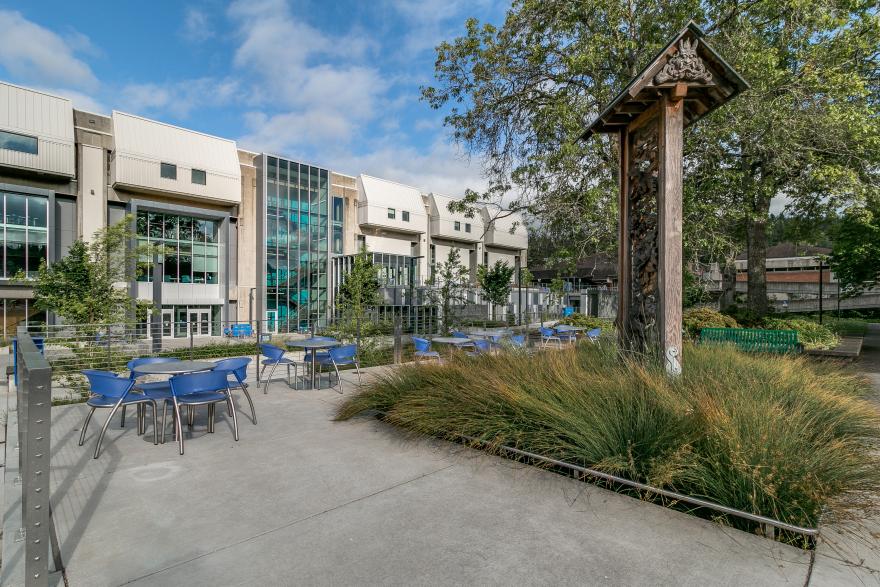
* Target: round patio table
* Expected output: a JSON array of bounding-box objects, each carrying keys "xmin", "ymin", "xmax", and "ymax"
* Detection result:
[
  {"xmin": 132, "ymin": 360, "xmax": 218, "ymax": 375},
  {"xmin": 432, "ymin": 336, "xmax": 475, "ymax": 357},
  {"xmin": 286, "ymin": 339, "xmax": 340, "ymax": 390}
]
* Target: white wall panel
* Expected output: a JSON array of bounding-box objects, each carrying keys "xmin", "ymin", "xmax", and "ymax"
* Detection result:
[{"xmin": 0, "ymin": 83, "xmax": 74, "ymax": 176}]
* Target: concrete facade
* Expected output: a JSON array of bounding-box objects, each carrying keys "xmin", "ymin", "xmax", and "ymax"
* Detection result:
[{"xmin": 0, "ymin": 79, "xmax": 528, "ymax": 334}]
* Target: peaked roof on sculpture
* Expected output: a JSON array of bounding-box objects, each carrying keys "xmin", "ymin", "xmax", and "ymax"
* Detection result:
[{"xmin": 581, "ymin": 21, "xmax": 750, "ymax": 138}]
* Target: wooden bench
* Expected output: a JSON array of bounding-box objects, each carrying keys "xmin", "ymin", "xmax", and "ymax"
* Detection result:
[{"xmin": 699, "ymin": 327, "xmax": 803, "ymax": 354}]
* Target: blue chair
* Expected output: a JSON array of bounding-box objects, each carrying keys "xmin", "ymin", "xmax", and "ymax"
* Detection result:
[
  {"xmin": 412, "ymin": 337, "xmax": 440, "ymax": 363},
  {"xmin": 586, "ymin": 328, "xmax": 601, "ymax": 343},
  {"xmin": 451, "ymin": 331, "xmax": 469, "ymax": 338},
  {"xmin": 509, "ymin": 334, "xmax": 526, "ymax": 348},
  {"xmin": 539, "ymin": 327, "xmax": 562, "ymax": 348},
  {"xmin": 259, "ymin": 344, "xmax": 297, "ymax": 393},
  {"xmin": 466, "ymin": 339, "xmax": 492, "ymax": 357},
  {"xmin": 213, "ymin": 357, "xmax": 256, "ymax": 424},
  {"xmin": 168, "ymin": 370, "xmax": 239, "ymax": 455},
  {"xmin": 78, "ymin": 370, "xmax": 159, "ymax": 459},
  {"xmin": 318, "ymin": 344, "xmax": 361, "ymax": 394},
  {"xmin": 554, "ymin": 328, "xmax": 577, "ymax": 346}
]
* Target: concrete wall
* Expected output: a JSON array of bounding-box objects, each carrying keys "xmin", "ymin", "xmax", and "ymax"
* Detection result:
[{"xmin": 235, "ymin": 150, "xmax": 258, "ymax": 322}]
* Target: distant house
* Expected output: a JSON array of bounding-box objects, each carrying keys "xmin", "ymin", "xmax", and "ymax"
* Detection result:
[{"xmin": 735, "ymin": 243, "xmax": 832, "ymax": 285}]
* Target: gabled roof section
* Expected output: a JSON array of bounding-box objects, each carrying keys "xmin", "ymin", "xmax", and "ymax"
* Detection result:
[{"xmin": 580, "ymin": 21, "xmax": 749, "ymax": 139}]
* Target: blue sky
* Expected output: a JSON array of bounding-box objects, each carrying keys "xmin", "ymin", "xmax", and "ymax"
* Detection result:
[{"xmin": 0, "ymin": 0, "xmax": 509, "ymax": 194}]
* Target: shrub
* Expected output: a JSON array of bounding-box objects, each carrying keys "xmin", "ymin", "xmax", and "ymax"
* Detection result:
[
  {"xmin": 337, "ymin": 343, "xmax": 880, "ymax": 536},
  {"xmin": 761, "ymin": 317, "xmax": 839, "ymax": 350},
  {"xmin": 557, "ymin": 314, "xmax": 615, "ymax": 331},
  {"xmin": 683, "ymin": 307, "xmax": 739, "ymax": 338}
]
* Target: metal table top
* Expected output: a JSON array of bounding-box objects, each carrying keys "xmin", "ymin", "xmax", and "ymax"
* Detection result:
[
  {"xmin": 432, "ymin": 337, "xmax": 473, "ymax": 344},
  {"xmin": 285, "ymin": 339, "xmax": 341, "ymax": 349},
  {"xmin": 554, "ymin": 325, "xmax": 589, "ymax": 331},
  {"xmin": 133, "ymin": 360, "xmax": 217, "ymax": 375}
]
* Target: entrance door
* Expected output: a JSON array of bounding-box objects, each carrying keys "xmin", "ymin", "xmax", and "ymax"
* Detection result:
[
  {"xmin": 189, "ymin": 310, "xmax": 211, "ymax": 337},
  {"xmin": 266, "ymin": 310, "xmax": 278, "ymax": 334},
  {"xmin": 161, "ymin": 309, "xmax": 173, "ymax": 338}
]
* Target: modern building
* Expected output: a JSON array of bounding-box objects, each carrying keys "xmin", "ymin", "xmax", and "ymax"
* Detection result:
[{"xmin": 0, "ymin": 80, "xmax": 529, "ymax": 337}]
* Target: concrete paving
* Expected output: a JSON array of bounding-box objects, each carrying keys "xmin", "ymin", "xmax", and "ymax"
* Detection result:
[{"xmin": 46, "ymin": 366, "xmax": 815, "ymax": 586}]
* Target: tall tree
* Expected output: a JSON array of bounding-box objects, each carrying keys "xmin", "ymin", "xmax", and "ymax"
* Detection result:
[
  {"xmin": 423, "ymin": 0, "xmax": 880, "ymax": 317},
  {"xmin": 830, "ymin": 197, "xmax": 880, "ymax": 297},
  {"xmin": 335, "ymin": 247, "xmax": 381, "ymax": 342}
]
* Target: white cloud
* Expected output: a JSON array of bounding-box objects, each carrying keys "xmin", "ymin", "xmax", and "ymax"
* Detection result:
[
  {"xmin": 228, "ymin": 0, "xmax": 387, "ymax": 152},
  {"xmin": 181, "ymin": 7, "xmax": 214, "ymax": 43},
  {"xmin": 0, "ymin": 10, "xmax": 98, "ymax": 91},
  {"xmin": 119, "ymin": 78, "xmax": 240, "ymax": 119},
  {"xmin": 388, "ymin": 0, "xmax": 499, "ymax": 55}
]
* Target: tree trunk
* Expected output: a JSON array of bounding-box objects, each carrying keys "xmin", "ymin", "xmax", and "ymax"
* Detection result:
[
  {"xmin": 719, "ymin": 257, "xmax": 737, "ymax": 312},
  {"xmin": 746, "ymin": 201, "xmax": 770, "ymax": 316}
]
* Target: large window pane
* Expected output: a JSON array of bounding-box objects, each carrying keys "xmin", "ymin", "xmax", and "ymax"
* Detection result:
[
  {"xmin": 5, "ymin": 227, "xmax": 26, "ymax": 276},
  {"xmin": 206, "ymin": 219, "xmax": 218, "ymax": 243},
  {"xmin": 136, "ymin": 211, "xmax": 149, "ymax": 236},
  {"xmin": 163, "ymin": 215, "xmax": 178, "ymax": 240},
  {"xmin": 164, "ymin": 244, "xmax": 178, "ymax": 282},
  {"xmin": 192, "ymin": 243, "xmax": 206, "ymax": 283},
  {"xmin": 0, "ymin": 130, "xmax": 38, "ymax": 155},
  {"xmin": 149, "ymin": 212, "xmax": 163, "ymax": 239},
  {"xmin": 26, "ymin": 230, "xmax": 47, "ymax": 274},
  {"xmin": 178, "ymin": 243, "xmax": 193, "ymax": 283},
  {"xmin": 5, "ymin": 194, "xmax": 26, "ymax": 225},
  {"xmin": 179, "ymin": 217, "xmax": 193, "ymax": 241},
  {"xmin": 26, "ymin": 196, "xmax": 47, "ymax": 228},
  {"xmin": 205, "ymin": 244, "xmax": 219, "ymax": 284}
]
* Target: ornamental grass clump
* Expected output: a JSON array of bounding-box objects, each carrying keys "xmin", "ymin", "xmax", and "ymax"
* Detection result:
[{"xmin": 337, "ymin": 343, "xmax": 880, "ymax": 534}]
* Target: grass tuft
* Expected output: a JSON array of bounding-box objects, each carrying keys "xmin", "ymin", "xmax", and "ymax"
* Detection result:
[{"xmin": 337, "ymin": 342, "xmax": 880, "ymax": 535}]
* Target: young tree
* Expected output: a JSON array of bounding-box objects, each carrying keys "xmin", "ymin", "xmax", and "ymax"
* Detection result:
[
  {"xmin": 477, "ymin": 260, "xmax": 516, "ymax": 320},
  {"xmin": 335, "ymin": 247, "xmax": 381, "ymax": 342},
  {"xmin": 427, "ymin": 248, "xmax": 471, "ymax": 333},
  {"xmin": 27, "ymin": 216, "xmax": 156, "ymax": 326},
  {"xmin": 423, "ymin": 1, "xmax": 880, "ymax": 317}
]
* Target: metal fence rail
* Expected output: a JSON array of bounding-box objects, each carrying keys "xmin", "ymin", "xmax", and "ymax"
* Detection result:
[{"xmin": 2, "ymin": 328, "xmax": 58, "ymax": 586}]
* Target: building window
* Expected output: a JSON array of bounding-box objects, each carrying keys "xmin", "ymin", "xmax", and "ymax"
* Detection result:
[
  {"xmin": 331, "ymin": 196, "xmax": 344, "ymax": 255},
  {"xmin": 1, "ymin": 192, "xmax": 48, "ymax": 278},
  {"xmin": 454, "ymin": 221, "xmax": 461, "ymax": 231},
  {"xmin": 402, "ymin": 210, "xmax": 410, "ymax": 222},
  {"xmin": 160, "ymin": 162, "xmax": 177, "ymax": 180},
  {"xmin": 136, "ymin": 211, "xmax": 219, "ymax": 284},
  {"xmin": 0, "ymin": 130, "xmax": 38, "ymax": 155},
  {"xmin": 387, "ymin": 208, "xmax": 396, "ymax": 220},
  {"xmin": 465, "ymin": 223, "xmax": 471, "ymax": 233},
  {"xmin": 191, "ymin": 168, "xmax": 207, "ymax": 185}
]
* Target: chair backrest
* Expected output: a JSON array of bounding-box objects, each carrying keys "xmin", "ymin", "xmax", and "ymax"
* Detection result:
[
  {"xmin": 539, "ymin": 327, "xmax": 555, "ymax": 337},
  {"xmin": 473, "ymin": 339, "xmax": 491, "ymax": 353},
  {"xmin": 587, "ymin": 328, "xmax": 601, "ymax": 338},
  {"xmin": 127, "ymin": 357, "xmax": 181, "ymax": 379},
  {"xmin": 412, "ymin": 336, "xmax": 431, "ymax": 352},
  {"xmin": 260, "ymin": 343, "xmax": 285, "ymax": 361},
  {"xmin": 451, "ymin": 331, "xmax": 468, "ymax": 338},
  {"xmin": 510, "ymin": 335, "xmax": 526, "ymax": 347},
  {"xmin": 213, "ymin": 357, "xmax": 252, "ymax": 383},
  {"xmin": 83, "ymin": 370, "xmax": 134, "ymax": 398},
  {"xmin": 169, "ymin": 370, "xmax": 230, "ymax": 397},
  {"xmin": 330, "ymin": 344, "xmax": 357, "ymax": 362}
]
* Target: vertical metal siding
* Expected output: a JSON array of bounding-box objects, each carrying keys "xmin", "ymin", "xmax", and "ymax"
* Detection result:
[{"xmin": 0, "ymin": 83, "xmax": 75, "ymax": 176}]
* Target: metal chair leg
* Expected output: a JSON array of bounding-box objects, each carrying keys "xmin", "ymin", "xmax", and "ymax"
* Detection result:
[
  {"xmin": 187, "ymin": 405, "xmax": 195, "ymax": 428},
  {"xmin": 173, "ymin": 399, "xmax": 184, "ymax": 455},
  {"xmin": 207, "ymin": 404, "xmax": 215, "ymax": 433},
  {"xmin": 332, "ymin": 363, "xmax": 343, "ymax": 394},
  {"xmin": 150, "ymin": 401, "xmax": 158, "ymax": 445},
  {"xmin": 94, "ymin": 399, "xmax": 125, "ymax": 459},
  {"xmin": 120, "ymin": 405, "xmax": 127, "ymax": 428},
  {"xmin": 161, "ymin": 401, "xmax": 168, "ymax": 444},
  {"xmin": 241, "ymin": 384, "xmax": 257, "ymax": 424},
  {"xmin": 228, "ymin": 395, "xmax": 239, "ymax": 441},
  {"xmin": 78, "ymin": 407, "xmax": 96, "ymax": 446},
  {"xmin": 264, "ymin": 362, "xmax": 279, "ymax": 393}
]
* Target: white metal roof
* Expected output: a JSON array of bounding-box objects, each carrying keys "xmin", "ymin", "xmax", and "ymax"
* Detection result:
[{"xmin": 358, "ymin": 174, "xmax": 425, "ymax": 210}]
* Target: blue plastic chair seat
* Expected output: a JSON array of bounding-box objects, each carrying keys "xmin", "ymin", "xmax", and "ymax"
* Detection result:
[
  {"xmin": 174, "ymin": 390, "xmax": 229, "ymax": 404},
  {"xmin": 87, "ymin": 394, "xmax": 151, "ymax": 408}
]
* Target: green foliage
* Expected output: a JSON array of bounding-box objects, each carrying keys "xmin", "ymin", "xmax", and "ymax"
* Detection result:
[
  {"xmin": 683, "ymin": 307, "xmax": 740, "ymax": 338},
  {"xmin": 477, "ymin": 261, "xmax": 515, "ymax": 320},
  {"xmin": 427, "ymin": 248, "xmax": 471, "ymax": 333},
  {"xmin": 761, "ymin": 318, "xmax": 839, "ymax": 350},
  {"xmin": 518, "ymin": 267, "xmax": 534, "ymax": 287},
  {"xmin": 423, "ymin": 1, "xmax": 880, "ymax": 316},
  {"xmin": 338, "ymin": 343, "xmax": 880, "ymax": 534},
  {"xmin": 683, "ymin": 268, "xmax": 713, "ymax": 308},
  {"xmin": 27, "ymin": 217, "xmax": 158, "ymax": 327},
  {"xmin": 830, "ymin": 201, "xmax": 880, "ymax": 296},
  {"xmin": 557, "ymin": 314, "xmax": 614, "ymax": 331}
]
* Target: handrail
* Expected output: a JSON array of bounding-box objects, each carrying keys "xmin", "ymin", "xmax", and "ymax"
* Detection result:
[{"xmin": 459, "ymin": 434, "xmax": 819, "ymax": 538}]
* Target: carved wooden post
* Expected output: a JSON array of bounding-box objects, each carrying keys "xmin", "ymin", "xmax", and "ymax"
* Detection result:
[{"xmin": 581, "ymin": 22, "xmax": 748, "ymax": 375}]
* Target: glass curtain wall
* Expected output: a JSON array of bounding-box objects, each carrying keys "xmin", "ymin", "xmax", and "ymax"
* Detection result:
[
  {"xmin": 265, "ymin": 157, "xmax": 329, "ymax": 332},
  {"xmin": 135, "ymin": 211, "xmax": 220, "ymax": 284},
  {"xmin": 1, "ymin": 191, "xmax": 48, "ymax": 278}
]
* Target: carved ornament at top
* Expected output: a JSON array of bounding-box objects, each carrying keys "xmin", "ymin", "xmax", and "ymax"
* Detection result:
[{"xmin": 654, "ymin": 38, "xmax": 713, "ymax": 85}]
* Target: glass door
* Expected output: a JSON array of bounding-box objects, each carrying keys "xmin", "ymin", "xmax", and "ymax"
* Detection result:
[
  {"xmin": 161, "ymin": 309, "xmax": 173, "ymax": 338},
  {"xmin": 199, "ymin": 310, "xmax": 210, "ymax": 336},
  {"xmin": 266, "ymin": 310, "xmax": 278, "ymax": 334}
]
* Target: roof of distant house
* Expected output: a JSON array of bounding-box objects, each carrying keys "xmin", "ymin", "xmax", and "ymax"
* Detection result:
[
  {"xmin": 736, "ymin": 243, "xmax": 831, "ymax": 261},
  {"xmin": 530, "ymin": 252, "xmax": 617, "ymax": 281}
]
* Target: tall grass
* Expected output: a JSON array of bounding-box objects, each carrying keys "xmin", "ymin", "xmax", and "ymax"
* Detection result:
[{"xmin": 337, "ymin": 343, "xmax": 880, "ymax": 534}]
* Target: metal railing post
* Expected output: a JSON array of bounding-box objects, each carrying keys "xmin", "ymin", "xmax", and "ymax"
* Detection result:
[
  {"xmin": 14, "ymin": 328, "xmax": 53, "ymax": 586},
  {"xmin": 255, "ymin": 320, "xmax": 262, "ymax": 385},
  {"xmin": 393, "ymin": 316, "xmax": 402, "ymax": 364}
]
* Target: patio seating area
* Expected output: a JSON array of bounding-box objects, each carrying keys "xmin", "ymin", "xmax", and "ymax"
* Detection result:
[{"xmin": 46, "ymin": 366, "xmax": 815, "ymax": 586}]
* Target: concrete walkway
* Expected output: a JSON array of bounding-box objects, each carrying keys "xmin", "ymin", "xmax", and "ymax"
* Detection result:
[
  {"xmin": 810, "ymin": 323, "xmax": 880, "ymax": 586},
  {"xmin": 46, "ymin": 366, "xmax": 815, "ymax": 586}
]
